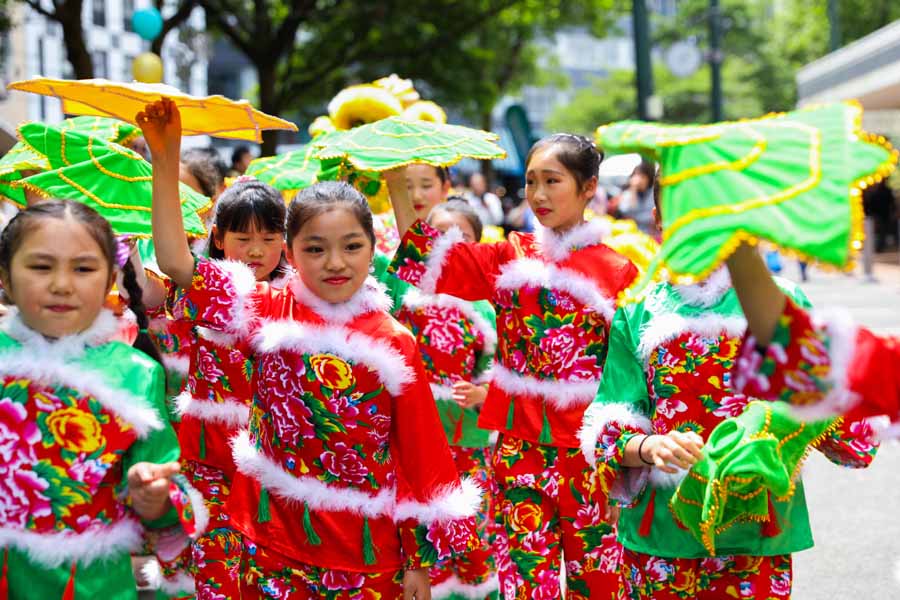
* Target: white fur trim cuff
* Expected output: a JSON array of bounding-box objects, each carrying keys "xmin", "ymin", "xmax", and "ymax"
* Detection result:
[
  {"xmin": 492, "ymin": 363, "xmax": 599, "ymax": 410},
  {"xmin": 176, "ymin": 391, "xmax": 250, "ymax": 427},
  {"xmin": 232, "ymin": 430, "xmax": 396, "ymax": 518},
  {"xmin": 141, "ymin": 559, "xmax": 195, "ymax": 595},
  {"xmin": 394, "ymin": 477, "xmax": 483, "ymax": 524},
  {"xmin": 578, "ymin": 402, "xmax": 653, "ymax": 469},
  {"xmin": 418, "ymin": 226, "xmax": 465, "ymax": 294},
  {"xmin": 253, "ymin": 320, "xmax": 414, "ymax": 396},
  {"xmin": 210, "ymin": 259, "xmax": 258, "ymax": 335},
  {"xmin": 0, "ymin": 518, "xmax": 143, "ymax": 568}
]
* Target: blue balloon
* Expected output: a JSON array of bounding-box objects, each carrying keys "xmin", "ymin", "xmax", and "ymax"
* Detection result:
[{"xmin": 132, "ymin": 7, "xmax": 163, "ymax": 41}]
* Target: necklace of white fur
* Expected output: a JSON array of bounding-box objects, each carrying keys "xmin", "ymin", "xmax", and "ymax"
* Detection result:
[{"xmin": 536, "ymin": 219, "xmax": 611, "ymax": 262}]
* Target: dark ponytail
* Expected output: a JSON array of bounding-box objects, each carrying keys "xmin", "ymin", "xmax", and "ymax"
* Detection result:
[{"xmin": 120, "ymin": 259, "xmax": 164, "ymax": 366}]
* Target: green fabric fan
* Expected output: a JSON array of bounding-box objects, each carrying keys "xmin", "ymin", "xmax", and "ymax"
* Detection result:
[
  {"xmin": 0, "ymin": 143, "xmax": 49, "ymax": 205},
  {"xmin": 312, "ymin": 116, "xmax": 505, "ymax": 171},
  {"xmin": 60, "ymin": 116, "xmax": 140, "ymax": 146},
  {"xmin": 669, "ymin": 400, "xmax": 837, "ymax": 556},
  {"xmin": 595, "ymin": 102, "xmax": 898, "ymax": 300},
  {"xmin": 245, "ymin": 145, "xmax": 322, "ymax": 193},
  {"xmin": 19, "ymin": 145, "xmax": 210, "ymax": 237}
]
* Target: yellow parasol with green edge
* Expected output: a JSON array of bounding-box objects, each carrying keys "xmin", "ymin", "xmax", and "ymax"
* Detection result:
[
  {"xmin": 0, "ymin": 143, "xmax": 50, "ymax": 205},
  {"xmin": 6, "ymin": 77, "xmax": 298, "ymax": 142},
  {"xmin": 595, "ymin": 102, "xmax": 898, "ymax": 301},
  {"xmin": 17, "ymin": 142, "xmax": 210, "ymax": 237},
  {"xmin": 311, "ymin": 116, "xmax": 506, "ymax": 172}
]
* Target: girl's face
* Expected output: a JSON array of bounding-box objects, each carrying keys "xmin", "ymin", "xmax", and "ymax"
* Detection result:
[
  {"xmin": 428, "ymin": 210, "xmax": 478, "ymax": 243},
  {"xmin": 1, "ymin": 218, "xmax": 113, "ymax": 339},
  {"xmin": 288, "ymin": 207, "xmax": 374, "ymax": 304},
  {"xmin": 213, "ymin": 222, "xmax": 284, "ymax": 281},
  {"xmin": 406, "ymin": 164, "xmax": 450, "ymax": 221},
  {"xmin": 525, "ymin": 146, "xmax": 596, "ymax": 233}
]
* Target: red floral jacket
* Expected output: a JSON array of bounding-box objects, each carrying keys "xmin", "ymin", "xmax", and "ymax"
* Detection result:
[
  {"xmin": 390, "ymin": 219, "xmax": 637, "ymax": 448},
  {"xmin": 170, "ymin": 259, "xmax": 479, "ymax": 572}
]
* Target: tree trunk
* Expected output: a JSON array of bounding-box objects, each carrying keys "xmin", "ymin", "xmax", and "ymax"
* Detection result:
[
  {"xmin": 58, "ymin": 0, "xmax": 94, "ymax": 79},
  {"xmin": 479, "ymin": 110, "xmax": 496, "ymax": 185},
  {"xmin": 257, "ymin": 60, "xmax": 280, "ymax": 156}
]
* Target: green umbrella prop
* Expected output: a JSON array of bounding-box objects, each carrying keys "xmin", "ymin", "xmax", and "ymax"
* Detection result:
[
  {"xmin": 312, "ymin": 116, "xmax": 505, "ymax": 172},
  {"xmin": 245, "ymin": 144, "xmax": 322, "ymax": 194},
  {"xmin": 19, "ymin": 143, "xmax": 210, "ymax": 237},
  {"xmin": 595, "ymin": 102, "xmax": 898, "ymax": 301},
  {"xmin": 0, "ymin": 143, "xmax": 49, "ymax": 205},
  {"xmin": 60, "ymin": 116, "xmax": 140, "ymax": 146},
  {"xmin": 669, "ymin": 400, "xmax": 839, "ymax": 556},
  {"xmin": 17, "ymin": 122, "xmax": 124, "ymax": 170}
]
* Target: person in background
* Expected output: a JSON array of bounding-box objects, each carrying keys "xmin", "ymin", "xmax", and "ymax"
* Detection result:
[
  {"xmin": 465, "ymin": 171, "xmax": 504, "ymax": 226},
  {"xmin": 229, "ymin": 145, "xmax": 253, "ymax": 177},
  {"xmin": 612, "ymin": 161, "xmax": 656, "ymax": 236}
]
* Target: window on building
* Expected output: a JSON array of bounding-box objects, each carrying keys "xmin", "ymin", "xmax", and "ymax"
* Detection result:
[
  {"xmin": 93, "ymin": 0, "xmax": 106, "ymax": 27},
  {"xmin": 92, "ymin": 51, "xmax": 108, "ymax": 79},
  {"xmin": 123, "ymin": 0, "xmax": 134, "ymax": 32}
]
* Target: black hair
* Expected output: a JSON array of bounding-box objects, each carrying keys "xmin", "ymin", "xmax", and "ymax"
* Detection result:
[
  {"xmin": 429, "ymin": 196, "xmax": 484, "ymax": 242},
  {"xmin": 435, "ymin": 166, "xmax": 449, "ymax": 184},
  {"xmin": 526, "ymin": 133, "xmax": 604, "ymax": 191},
  {"xmin": 633, "ymin": 160, "xmax": 656, "ymax": 186},
  {"xmin": 208, "ymin": 180, "xmax": 289, "ymax": 279},
  {"xmin": 181, "ymin": 147, "xmax": 225, "ymax": 198},
  {"xmin": 287, "ymin": 181, "xmax": 375, "ymax": 248},
  {"xmin": 0, "ymin": 199, "xmax": 162, "ymax": 365},
  {"xmin": 232, "ymin": 145, "xmax": 251, "ymax": 168}
]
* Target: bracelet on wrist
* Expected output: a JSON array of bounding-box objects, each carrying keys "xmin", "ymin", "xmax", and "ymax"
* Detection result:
[{"xmin": 637, "ymin": 434, "xmax": 655, "ymax": 466}]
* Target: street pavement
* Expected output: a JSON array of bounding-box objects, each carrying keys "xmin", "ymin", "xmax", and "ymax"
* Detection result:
[{"xmin": 784, "ymin": 260, "xmax": 900, "ymax": 599}]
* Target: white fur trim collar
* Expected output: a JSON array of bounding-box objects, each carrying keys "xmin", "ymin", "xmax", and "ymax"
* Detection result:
[
  {"xmin": 232, "ymin": 430, "xmax": 396, "ymax": 518},
  {"xmin": 175, "ymin": 391, "xmax": 250, "ymax": 427},
  {"xmin": 197, "ymin": 325, "xmax": 239, "ymax": 348},
  {"xmin": 578, "ymin": 402, "xmax": 652, "ymax": 469},
  {"xmin": 209, "ymin": 259, "xmax": 258, "ymax": 335},
  {"xmin": 141, "ymin": 559, "xmax": 195, "ymax": 595},
  {"xmin": 394, "ymin": 477, "xmax": 483, "ymax": 524},
  {"xmin": 289, "ymin": 275, "xmax": 393, "ymax": 323},
  {"xmin": 401, "ymin": 287, "xmax": 497, "ymax": 355},
  {"xmin": 431, "ymin": 575, "xmax": 499, "ymax": 600},
  {"xmin": 0, "ymin": 517, "xmax": 143, "ymax": 568},
  {"xmin": 0, "ymin": 351, "xmax": 163, "ymax": 437},
  {"xmin": 672, "ymin": 268, "xmax": 732, "ymax": 308},
  {"xmin": 638, "ymin": 313, "xmax": 747, "ymax": 362},
  {"xmin": 253, "ymin": 320, "xmax": 414, "ymax": 396},
  {"xmin": 418, "ymin": 226, "xmax": 465, "ymax": 294},
  {"xmin": 492, "ymin": 363, "xmax": 599, "ymax": 410},
  {"xmin": 495, "ymin": 258, "xmax": 616, "ymax": 321},
  {"xmin": 536, "ymin": 219, "xmax": 611, "ymax": 262},
  {"xmin": 0, "ymin": 308, "xmax": 119, "ymax": 358}
]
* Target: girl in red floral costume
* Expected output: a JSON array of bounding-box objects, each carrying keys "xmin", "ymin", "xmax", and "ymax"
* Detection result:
[
  {"xmin": 0, "ymin": 200, "xmax": 206, "ymax": 599},
  {"xmin": 387, "ymin": 136, "xmax": 638, "ymax": 599},
  {"xmin": 133, "ymin": 177, "xmax": 291, "ymax": 598},
  {"xmin": 726, "ymin": 242, "xmax": 900, "ymax": 437},
  {"xmin": 142, "ymin": 98, "xmax": 480, "ymax": 600}
]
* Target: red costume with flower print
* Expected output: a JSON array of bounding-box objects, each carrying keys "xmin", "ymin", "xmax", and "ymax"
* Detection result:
[
  {"xmin": 734, "ymin": 297, "xmax": 900, "ymax": 437},
  {"xmin": 390, "ymin": 219, "xmax": 636, "ymax": 599},
  {"xmin": 169, "ymin": 258, "xmax": 480, "ymax": 590}
]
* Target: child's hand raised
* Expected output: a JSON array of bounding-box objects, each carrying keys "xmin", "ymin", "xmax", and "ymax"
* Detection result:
[
  {"xmin": 127, "ymin": 461, "xmax": 180, "ymax": 521},
  {"xmin": 136, "ymin": 98, "xmax": 181, "ymax": 162}
]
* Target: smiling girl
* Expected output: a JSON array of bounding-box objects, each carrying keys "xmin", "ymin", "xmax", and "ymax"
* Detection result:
[
  {"xmin": 388, "ymin": 134, "xmax": 638, "ymax": 599},
  {"xmin": 142, "ymin": 98, "xmax": 479, "ymax": 600},
  {"xmin": 0, "ymin": 200, "xmax": 203, "ymax": 599}
]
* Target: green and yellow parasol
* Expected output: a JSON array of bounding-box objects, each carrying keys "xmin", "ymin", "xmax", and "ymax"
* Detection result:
[
  {"xmin": 60, "ymin": 116, "xmax": 140, "ymax": 146},
  {"xmin": 595, "ymin": 102, "xmax": 898, "ymax": 300},
  {"xmin": 18, "ymin": 142, "xmax": 210, "ymax": 237},
  {"xmin": 245, "ymin": 145, "xmax": 322, "ymax": 198},
  {"xmin": 0, "ymin": 143, "xmax": 50, "ymax": 205},
  {"xmin": 311, "ymin": 116, "xmax": 505, "ymax": 172}
]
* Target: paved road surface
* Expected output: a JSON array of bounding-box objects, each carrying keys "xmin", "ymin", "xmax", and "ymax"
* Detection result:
[{"xmin": 786, "ymin": 261, "xmax": 900, "ymax": 599}]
